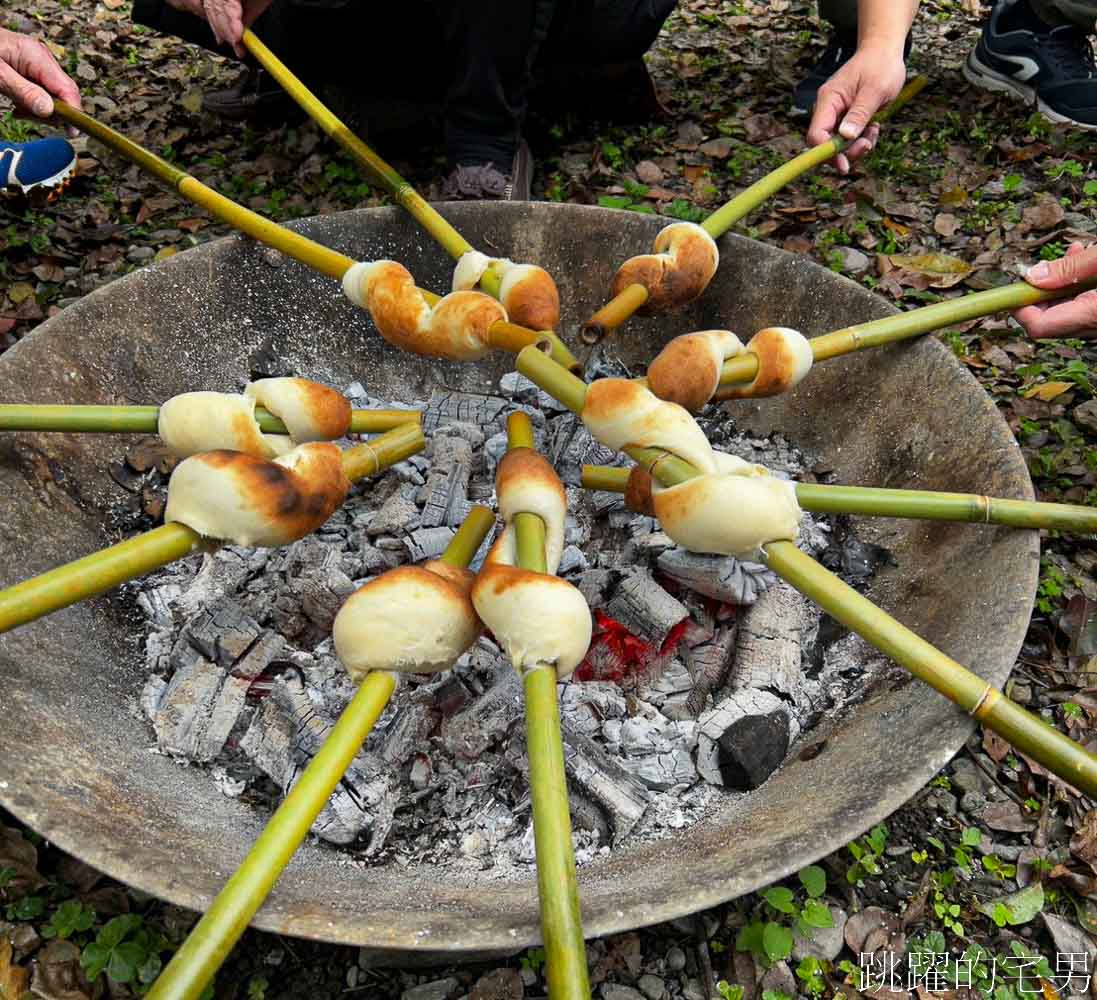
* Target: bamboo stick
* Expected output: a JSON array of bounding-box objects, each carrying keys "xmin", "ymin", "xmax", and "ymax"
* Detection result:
[
  {"xmin": 514, "ymin": 344, "xmax": 1097, "ymax": 797},
  {"xmin": 0, "ymin": 403, "xmax": 421, "ymax": 435},
  {"xmin": 0, "ymin": 422, "xmax": 424, "ymax": 635},
  {"xmin": 714, "ymin": 276, "xmax": 1097, "ymax": 392},
  {"xmin": 505, "ymin": 412, "xmax": 590, "ymax": 1000},
  {"xmin": 145, "ymin": 507, "xmax": 493, "ymax": 1000},
  {"xmin": 580, "ymin": 466, "xmax": 1097, "ymax": 534},
  {"xmin": 581, "ymin": 77, "xmax": 929, "ymax": 344},
  {"xmin": 49, "ymin": 102, "xmax": 580, "ymax": 373}
]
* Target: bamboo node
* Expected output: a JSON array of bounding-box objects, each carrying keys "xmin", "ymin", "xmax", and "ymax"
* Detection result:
[{"xmin": 968, "ymin": 684, "xmax": 1001, "ymax": 720}]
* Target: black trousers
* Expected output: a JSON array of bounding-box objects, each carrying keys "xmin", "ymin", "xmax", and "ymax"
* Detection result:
[{"xmin": 132, "ymin": 0, "xmax": 676, "ymax": 163}]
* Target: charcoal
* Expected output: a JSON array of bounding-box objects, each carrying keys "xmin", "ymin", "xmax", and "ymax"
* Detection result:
[
  {"xmin": 353, "ymin": 542, "xmax": 393, "ymax": 577},
  {"xmin": 239, "ymin": 693, "xmax": 295, "ymax": 787},
  {"xmin": 726, "ymin": 583, "xmax": 807, "ymax": 698},
  {"xmin": 136, "ymin": 583, "xmax": 182, "ymax": 628},
  {"xmin": 144, "ymin": 629, "xmax": 174, "ymax": 674},
  {"xmin": 682, "ymin": 625, "xmax": 737, "ymax": 716},
  {"xmin": 391, "ymin": 460, "xmax": 425, "ymax": 486},
  {"xmin": 419, "ymin": 436, "xmax": 471, "ymax": 528},
  {"xmin": 294, "ymin": 751, "xmax": 393, "ymax": 848},
  {"xmin": 368, "ymin": 485, "xmax": 420, "ymax": 537},
  {"xmin": 379, "ymin": 701, "xmax": 439, "ymax": 767},
  {"xmin": 568, "ymin": 790, "xmax": 612, "ymax": 841},
  {"xmin": 558, "ymin": 545, "xmax": 588, "ymax": 576},
  {"xmin": 499, "ymin": 371, "xmax": 561, "ymax": 410},
  {"xmin": 180, "ymin": 599, "xmax": 260, "ymax": 667},
  {"xmin": 176, "ymin": 549, "xmax": 251, "ymax": 618},
  {"xmin": 560, "ymin": 724, "xmax": 650, "ymax": 842},
  {"xmin": 151, "ymin": 652, "xmax": 249, "ymax": 763},
  {"xmin": 292, "ymin": 566, "xmax": 355, "ymax": 631},
  {"xmin": 559, "ymin": 682, "xmax": 627, "ymax": 739},
  {"xmin": 607, "ymin": 568, "xmax": 688, "ymax": 647},
  {"xmin": 602, "ymin": 716, "xmax": 699, "ymax": 791},
  {"xmin": 641, "ymin": 657, "xmax": 694, "ymax": 715},
  {"xmin": 434, "ymin": 420, "xmax": 485, "ymax": 449},
  {"xmin": 695, "ymin": 690, "xmax": 793, "ymax": 789},
  {"xmin": 564, "ymin": 513, "xmax": 590, "ymax": 547},
  {"xmin": 550, "ymin": 416, "xmax": 620, "ymax": 485},
  {"xmin": 403, "ymin": 527, "xmax": 456, "ymax": 562},
  {"xmin": 657, "ymin": 549, "xmax": 774, "ymax": 606},
  {"xmin": 422, "ymin": 390, "xmax": 508, "ymax": 434},
  {"xmin": 576, "ymin": 568, "xmax": 615, "ymax": 607},
  {"xmin": 140, "ymin": 674, "xmax": 167, "ymax": 722},
  {"xmin": 443, "ymin": 666, "xmax": 523, "ymax": 759},
  {"xmin": 590, "ymin": 490, "xmax": 626, "ymax": 517},
  {"xmin": 583, "ymin": 350, "xmax": 632, "ymax": 382}
]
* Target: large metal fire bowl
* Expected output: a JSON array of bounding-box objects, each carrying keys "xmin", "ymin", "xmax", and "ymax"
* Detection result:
[{"xmin": 0, "ymin": 203, "xmax": 1037, "ymax": 954}]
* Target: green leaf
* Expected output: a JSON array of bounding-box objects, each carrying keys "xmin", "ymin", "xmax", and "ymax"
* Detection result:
[
  {"xmin": 992, "ymin": 903, "xmax": 1010, "ymax": 928},
  {"xmin": 109, "ymin": 941, "xmax": 146, "ymax": 983},
  {"xmin": 798, "ymin": 866, "xmax": 826, "ymax": 898},
  {"xmin": 762, "ymin": 887, "xmax": 797, "ymax": 914},
  {"xmin": 597, "ymin": 196, "xmax": 632, "ymax": 210},
  {"xmin": 736, "ymin": 921, "xmax": 765, "ymax": 956},
  {"xmin": 98, "ymin": 914, "xmax": 140, "ymax": 950},
  {"xmin": 801, "ymin": 899, "xmax": 834, "ymax": 929},
  {"xmin": 962, "ymin": 827, "xmax": 982, "ymax": 847},
  {"xmin": 977, "ymin": 883, "xmax": 1045, "ymax": 926},
  {"xmin": 927, "ymin": 836, "xmax": 945, "ymax": 852},
  {"xmin": 81, "ymin": 942, "xmax": 111, "ymax": 981},
  {"xmin": 763, "ymin": 922, "xmax": 793, "ymax": 963}
]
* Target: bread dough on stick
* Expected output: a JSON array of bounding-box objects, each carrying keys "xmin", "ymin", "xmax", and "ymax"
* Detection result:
[
  {"xmin": 344, "ymin": 259, "xmax": 507, "ymax": 361},
  {"xmin": 333, "ymin": 561, "xmax": 481, "ymax": 682},
  {"xmin": 164, "ymin": 442, "xmax": 349, "ymax": 547}
]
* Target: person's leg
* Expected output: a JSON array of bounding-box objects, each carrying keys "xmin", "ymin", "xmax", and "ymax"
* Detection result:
[
  {"xmin": 816, "ymin": 0, "xmax": 859, "ymax": 34},
  {"xmin": 435, "ymin": 0, "xmax": 554, "ymax": 200},
  {"xmin": 1030, "ymin": 0, "xmax": 1097, "ymax": 29},
  {"xmin": 964, "ymin": 0, "xmax": 1097, "ymax": 130}
]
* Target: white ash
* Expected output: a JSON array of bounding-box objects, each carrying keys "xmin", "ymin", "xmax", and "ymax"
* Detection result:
[{"xmin": 131, "ymin": 365, "xmax": 889, "ymax": 881}]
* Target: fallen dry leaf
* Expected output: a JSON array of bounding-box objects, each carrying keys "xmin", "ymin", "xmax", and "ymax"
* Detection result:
[
  {"xmin": 934, "ymin": 213, "xmax": 959, "ymax": 238},
  {"xmin": 887, "ymin": 253, "xmax": 973, "ymax": 288},
  {"xmin": 1023, "ymin": 381, "xmax": 1074, "ymax": 401},
  {"xmin": 0, "ymin": 937, "xmax": 29, "ymax": 1000},
  {"xmin": 1022, "ymin": 195, "xmax": 1066, "ymax": 232}
]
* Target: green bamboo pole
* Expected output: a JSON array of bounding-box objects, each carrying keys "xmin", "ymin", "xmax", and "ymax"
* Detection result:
[
  {"xmin": 715, "ymin": 276, "xmax": 1097, "ymax": 391},
  {"xmin": 0, "ymin": 422, "xmax": 424, "ymax": 635},
  {"xmin": 581, "ymin": 77, "xmax": 929, "ymax": 343},
  {"xmin": 49, "ymin": 102, "xmax": 579, "ymax": 373},
  {"xmin": 146, "ymin": 506, "xmax": 493, "ymax": 1000},
  {"xmin": 505, "ymin": 412, "xmax": 590, "ymax": 1000},
  {"xmin": 515, "ymin": 344, "xmax": 1097, "ymax": 797},
  {"xmin": 0, "ymin": 404, "xmax": 421, "ymax": 435},
  {"xmin": 580, "ymin": 466, "xmax": 1097, "ymax": 534}
]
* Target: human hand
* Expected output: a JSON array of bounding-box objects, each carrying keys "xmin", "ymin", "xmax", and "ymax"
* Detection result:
[
  {"xmin": 201, "ymin": 0, "xmax": 272, "ymax": 56},
  {"xmin": 805, "ymin": 45, "xmax": 907, "ymax": 174},
  {"xmin": 1013, "ymin": 243, "xmax": 1097, "ymax": 339},
  {"xmin": 0, "ymin": 27, "xmax": 81, "ymax": 118}
]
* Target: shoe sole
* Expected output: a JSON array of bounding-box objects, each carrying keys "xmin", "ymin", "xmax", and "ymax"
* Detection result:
[
  {"xmin": 963, "ymin": 49, "xmax": 1097, "ymax": 130},
  {"xmin": 3, "ymin": 157, "xmax": 76, "ymax": 196}
]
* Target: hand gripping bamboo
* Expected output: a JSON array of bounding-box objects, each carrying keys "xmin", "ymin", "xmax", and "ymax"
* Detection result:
[
  {"xmin": 48, "ymin": 102, "xmax": 580, "ymax": 373},
  {"xmin": 144, "ymin": 506, "xmax": 494, "ymax": 1000},
  {"xmin": 243, "ymin": 30, "xmax": 562, "ymax": 332},
  {"xmin": 581, "ymin": 465, "xmax": 1097, "ymax": 535},
  {"xmin": 474, "ymin": 412, "xmax": 591, "ymax": 1000},
  {"xmin": 516, "ymin": 344, "xmax": 1097, "ymax": 798},
  {"xmin": 0, "ymin": 423, "xmax": 424, "ymax": 634},
  {"xmin": 581, "ymin": 76, "xmax": 929, "ymax": 343}
]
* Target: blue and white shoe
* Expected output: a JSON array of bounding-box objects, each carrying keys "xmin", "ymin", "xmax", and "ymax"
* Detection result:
[{"xmin": 0, "ymin": 136, "xmax": 77, "ymax": 194}]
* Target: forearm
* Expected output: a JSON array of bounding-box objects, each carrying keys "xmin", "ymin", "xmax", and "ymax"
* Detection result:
[{"xmin": 857, "ymin": 0, "xmax": 917, "ymax": 54}]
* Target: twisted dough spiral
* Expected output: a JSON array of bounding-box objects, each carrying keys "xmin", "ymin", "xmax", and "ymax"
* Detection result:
[
  {"xmin": 343, "ymin": 260, "xmax": 507, "ymax": 361},
  {"xmin": 610, "ymin": 222, "xmax": 719, "ymax": 314},
  {"xmin": 157, "ymin": 378, "xmax": 351, "ymax": 460},
  {"xmin": 453, "ymin": 251, "xmax": 561, "ymax": 331},
  {"xmin": 165, "ymin": 442, "xmax": 349, "ymax": 548},
  {"xmin": 646, "ymin": 330, "xmax": 744, "ymax": 413},
  {"xmin": 580, "ymin": 379, "xmax": 802, "ymax": 559},
  {"xmin": 717, "ymin": 326, "xmax": 814, "ymax": 400}
]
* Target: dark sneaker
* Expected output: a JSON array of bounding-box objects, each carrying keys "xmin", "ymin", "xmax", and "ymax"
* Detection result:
[
  {"xmin": 202, "ymin": 67, "xmax": 304, "ymax": 124},
  {"xmin": 963, "ymin": 0, "xmax": 1097, "ymax": 130},
  {"xmin": 793, "ymin": 30, "xmax": 913, "ymax": 116},
  {"xmin": 440, "ymin": 140, "xmax": 533, "ymax": 201},
  {"xmin": 0, "ymin": 137, "xmax": 76, "ymax": 194}
]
